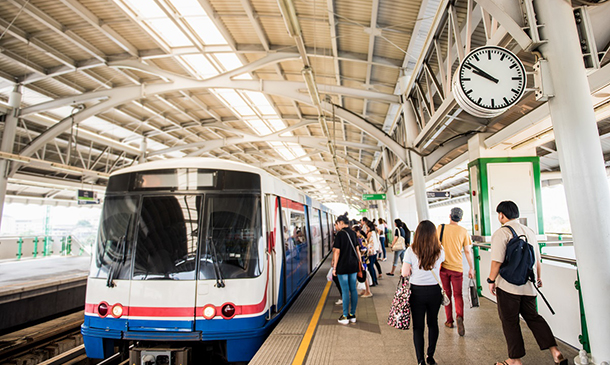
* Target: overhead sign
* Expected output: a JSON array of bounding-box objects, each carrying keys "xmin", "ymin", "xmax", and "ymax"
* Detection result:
[
  {"xmin": 427, "ymin": 191, "xmax": 451, "ymax": 199},
  {"xmin": 359, "ymin": 209, "xmax": 368, "ymax": 213},
  {"xmin": 78, "ymin": 189, "xmax": 100, "ymax": 205},
  {"xmin": 362, "ymin": 194, "xmax": 386, "ymax": 201},
  {"xmin": 369, "ymin": 204, "xmax": 378, "ymax": 209}
]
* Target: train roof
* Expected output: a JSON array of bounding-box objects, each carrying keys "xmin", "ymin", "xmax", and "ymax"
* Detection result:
[{"xmin": 110, "ymin": 158, "xmax": 336, "ymax": 214}]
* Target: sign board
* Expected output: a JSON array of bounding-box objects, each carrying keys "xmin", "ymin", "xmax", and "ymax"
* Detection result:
[
  {"xmin": 359, "ymin": 209, "xmax": 368, "ymax": 213},
  {"xmin": 78, "ymin": 189, "xmax": 100, "ymax": 205},
  {"xmin": 426, "ymin": 191, "xmax": 451, "ymax": 199},
  {"xmin": 369, "ymin": 204, "xmax": 378, "ymax": 209},
  {"xmin": 362, "ymin": 194, "xmax": 386, "ymax": 201}
]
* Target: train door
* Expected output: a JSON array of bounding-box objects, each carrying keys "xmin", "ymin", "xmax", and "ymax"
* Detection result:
[
  {"xmin": 128, "ymin": 194, "xmax": 200, "ymax": 332},
  {"xmin": 280, "ymin": 199, "xmax": 308, "ymax": 300}
]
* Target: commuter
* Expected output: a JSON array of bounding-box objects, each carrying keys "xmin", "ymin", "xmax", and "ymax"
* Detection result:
[
  {"xmin": 332, "ymin": 213, "xmax": 362, "ymax": 325},
  {"xmin": 378, "ymin": 218, "xmax": 388, "ymax": 261},
  {"xmin": 401, "ymin": 220, "xmax": 445, "ymax": 365},
  {"xmin": 437, "ymin": 207, "xmax": 475, "ymax": 336},
  {"xmin": 386, "ymin": 219, "xmax": 409, "ymax": 276},
  {"xmin": 366, "ymin": 220, "xmax": 381, "ymax": 286},
  {"xmin": 332, "ymin": 221, "xmax": 343, "ymax": 305},
  {"xmin": 488, "ymin": 201, "xmax": 566, "ymax": 365},
  {"xmin": 354, "ymin": 227, "xmax": 372, "ymax": 297},
  {"xmin": 360, "ymin": 217, "xmax": 370, "ymax": 235}
]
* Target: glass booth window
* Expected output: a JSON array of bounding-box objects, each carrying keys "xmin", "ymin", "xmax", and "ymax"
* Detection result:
[
  {"xmin": 133, "ymin": 195, "xmax": 200, "ymax": 280},
  {"xmin": 199, "ymin": 195, "xmax": 262, "ymax": 280},
  {"xmin": 90, "ymin": 196, "xmax": 139, "ymax": 279}
]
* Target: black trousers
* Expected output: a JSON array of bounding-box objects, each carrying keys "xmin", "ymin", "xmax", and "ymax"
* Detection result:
[
  {"xmin": 410, "ymin": 284, "xmax": 442, "ymax": 363},
  {"xmin": 496, "ymin": 288, "xmax": 557, "ymax": 359}
]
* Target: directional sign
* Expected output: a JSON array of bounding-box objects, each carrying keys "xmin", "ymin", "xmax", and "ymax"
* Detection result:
[
  {"xmin": 369, "ymin": 204, "xmax": 378, "ymax": 209},
  {"xmin": 362, "ymin": 194, "xmax": 386, "ymax": 201},
  {"xmin": 359, "ymin": 209, "xmax": 368, "ymax": 213},
  {"xmin": 426, "ymin": 191, "xmax": 451, "ymax": 199}
]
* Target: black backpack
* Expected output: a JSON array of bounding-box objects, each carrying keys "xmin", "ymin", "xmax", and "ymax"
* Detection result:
[{"xmin": 499, "ymin": 226, "xmax": 535, "ymax": 286}]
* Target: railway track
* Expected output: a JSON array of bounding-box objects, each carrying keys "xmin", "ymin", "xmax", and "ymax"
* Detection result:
[{"xmin": 0, "ymin": 311, "xmax": 84, "ymax": 365}]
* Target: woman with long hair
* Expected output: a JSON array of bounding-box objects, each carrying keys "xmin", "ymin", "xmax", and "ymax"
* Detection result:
[
  {"xmin": 366, "ymin": 220, "xmax": 381, "ymax": 286},
  {"xmin": 402, "ymin": 220, "xmax": 445, "ymax": 365},
  {"xmin": 386, "ymin": 218, "xmax": 409, "ymax": 276},
  {"xmin": 377, "ymin": 218, "xmax": 388, "ymax": 261}
]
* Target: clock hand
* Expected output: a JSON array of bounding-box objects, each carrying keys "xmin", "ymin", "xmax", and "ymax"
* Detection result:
[{"xmin": 469, "ymin": 64, "xmax": 499, "ymax": 84}]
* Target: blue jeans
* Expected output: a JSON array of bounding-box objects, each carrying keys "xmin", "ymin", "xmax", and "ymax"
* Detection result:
[
  {"xmin": 379, "ymin": 237, "xmax": 387, "ymax": 259},
  {"xmin": 337, "ymin": 273, "xmax": 358, "ymax": 317},
  {"xmin": 393, "ymin": 249, "xmax": 405, "ymax": 267},
  {"xmin": 367, "ymin": 254, "xmax": 379, "ymax": 285}
]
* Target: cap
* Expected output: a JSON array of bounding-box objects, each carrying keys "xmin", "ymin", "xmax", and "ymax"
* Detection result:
[{"xmin": 450, "ymin": 207, "xmax": 463, "ymax": 222}]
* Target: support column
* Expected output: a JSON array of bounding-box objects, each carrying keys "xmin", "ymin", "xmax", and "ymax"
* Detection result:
[
  {"xmin": 0, "ymin": 112, "xmax": 19, "ymax": 231},
  {"xmin": 382, "ymin": 149, "xmax": 398, "ymax": 225},
  {"xmin": 401, "ymin": 99, "xmax": 429, "ymax": 221},
  {"xmin": 139, "ymin": 137, "xmax": 147, "ymax": 164},
  {"xmin": 535, "ymin": 1, "xmax": 610, "ymax": 362}
]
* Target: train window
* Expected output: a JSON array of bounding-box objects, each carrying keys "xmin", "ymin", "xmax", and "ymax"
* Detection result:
[
  {"xmin": 199, "ymin": 195, "xmax": 262, "ymax": 280},
  {"xmin": 133, "ymin": 195, "xmax": 200, "ymax": 280},
  {"xmin": 90, "ymin": 196, "xmax": 138, "ymax": 279}
]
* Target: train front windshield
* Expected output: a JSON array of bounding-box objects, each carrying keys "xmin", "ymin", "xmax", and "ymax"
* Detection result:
[{"xmin": 90, "ymin": 169, "xmax": 263, "ymax": 281}]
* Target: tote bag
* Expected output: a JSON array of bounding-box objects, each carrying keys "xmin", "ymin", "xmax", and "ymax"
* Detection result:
[{"xmin": 387, "ymin": 276, "xmax": 411, "ymax": 330}]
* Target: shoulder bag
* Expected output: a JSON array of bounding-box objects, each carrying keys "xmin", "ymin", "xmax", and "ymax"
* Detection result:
[
  {"xmin": 392, "ymin": 228, "xmax": 406, "ymax": 252},
  {"xmin": 431, "ymin": 270, "xmax": 451, "ymax": 306},
  {"xmin": 344, "ymin": 231, "xmax": 366, "ymax": 283}
]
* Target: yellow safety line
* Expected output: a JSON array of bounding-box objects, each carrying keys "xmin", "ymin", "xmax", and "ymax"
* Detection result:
[{"xmin": 291, "ymin": 281, "xmax": 332, "ymax": 365}]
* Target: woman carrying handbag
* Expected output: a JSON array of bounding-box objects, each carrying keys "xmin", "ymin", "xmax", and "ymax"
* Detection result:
[
  {"xmin": 332, "ymin": 214, "xmax": 362, "ymax": 325},
  {"xmin": 401, "ymin": 220, "xmax": 446, "ymax": 365}
]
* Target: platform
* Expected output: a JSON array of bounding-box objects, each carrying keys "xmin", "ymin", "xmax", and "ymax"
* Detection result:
[
  {"xmin": 0, "ymin": 256, "xmax": 89, "ymax": 333},
  {"xmin": 251, "ymin": 256, "xmax": 578, "ymax": 365}
]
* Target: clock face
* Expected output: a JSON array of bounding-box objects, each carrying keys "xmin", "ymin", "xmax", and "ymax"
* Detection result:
[{"xmin": 457, "ymin": 46, "xmax": 526, "ymax": 111}]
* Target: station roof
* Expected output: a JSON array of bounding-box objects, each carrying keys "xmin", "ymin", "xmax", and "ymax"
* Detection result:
[{"xmin": 0, "ymin": 0, "xmax": 609, "ymax": 208}]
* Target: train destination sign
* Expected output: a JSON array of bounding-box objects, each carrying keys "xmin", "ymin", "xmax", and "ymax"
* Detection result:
[
  {"xmin": 77, "ymin": 189, "xmax": 100, "ymax": 205},
  {"xmin": 362, "ymin": 194, "xmax": 386, "ymax": 201},
  {"xmin": 427, "ymin": 191, "xmax": 451, "ymax": 199}
]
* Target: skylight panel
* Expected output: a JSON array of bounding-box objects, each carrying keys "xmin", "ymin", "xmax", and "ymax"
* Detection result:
[
  {"xmin": 168, "ymin": 0, "xmax": 206, "ymax": 15},
  {"xmin": 234, "ymin": 106, "xmax": 257, "ymax": 116},
  {"xmin": 245, "ymin": 119, "xmax": 272, "ymax": 136},
  {"xmin": 182, "ymin": 55, "xmax": 219, "ymax": 79},
  {"xmin": 234, "ymin": 74, "xmax": 253, "ymax": 80},
  {"xmin": 21, "ymin": 88, "xmax": 53, "ymax": 105},
  {"xmin": 245, "ymin": 92, "xmax": 277, "ymax": 116},
  {"xmin": 148, "ymin": 19, "xmax": 192, "ymax": 47},
  {"xmin": 215, "ymin": 53, "xmax": 243, "ymax": 71},
  {"xmin": 294, "ymin": 164, "xmax": 316, "ymax": 174},
  {"xmin": 123, "ymin": 0, "xmax": 166, "ymax": 18},
  {"xmin": 268, "ymin": 119, "xmax": 287, "ymax": 133},
  {"xmin": 187, "ymin": 16, "xmax": 227, "ymax": 45},
  {"xmin": 274, "ymin": 147, "xmax": 295, "ymax": 161},
  {"xmin": 286, "ymin": 143, "xmax": 307, "ymax": 158},
  {"xmin": 81, "ymin": 117, "xmax": 133, "ymax": 140}
]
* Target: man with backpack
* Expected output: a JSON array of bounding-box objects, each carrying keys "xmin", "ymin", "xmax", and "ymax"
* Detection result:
[
  {"xmin": 437, "ymin": 207, "xmax": 475, "ymax": 336},
  {"xmin": 488, "ymin": 201, "xmax": 566, "ymax": 365}
]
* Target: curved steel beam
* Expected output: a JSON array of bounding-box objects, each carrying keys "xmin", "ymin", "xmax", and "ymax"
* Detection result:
[
  {"xmin": 285, "ymin": 173, "xmax": 374, "ymax": 193},
  {"xmin": 424, "ymin": 135, "xmax": 471, "ymax": 173}
]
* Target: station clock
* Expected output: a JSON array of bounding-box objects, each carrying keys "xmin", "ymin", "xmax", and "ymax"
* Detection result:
[{"xmin": 452, "ymin": 46, "xmax": 527, "ymax": 118}]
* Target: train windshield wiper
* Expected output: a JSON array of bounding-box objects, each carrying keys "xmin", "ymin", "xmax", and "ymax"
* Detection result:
[
  {"xmin": 208, "ymin": 238, "xmax": 225, "ymax": 288},
  {"xmin": 106, "ymin": 216, "xmax": 131, "ymax": 288}
]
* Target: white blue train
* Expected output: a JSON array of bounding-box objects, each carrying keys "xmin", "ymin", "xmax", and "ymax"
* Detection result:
[{"xmin": 81, "ymin": 158, "xmax": 336, "ymax": 363}]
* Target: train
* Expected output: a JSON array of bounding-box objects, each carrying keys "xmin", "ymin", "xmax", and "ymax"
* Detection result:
[{"xmin": 81, "ymin": 158, "xmax": 337, "ymax": 364}]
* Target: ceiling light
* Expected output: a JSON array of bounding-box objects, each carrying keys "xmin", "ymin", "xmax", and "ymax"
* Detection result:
[
  {"xmin": 277, "ymin": 0, "xmax": 301, "ymax": 37},
  {"xmin": 302, "ymin": 66, "xmax": 321, "ymax": 108}
]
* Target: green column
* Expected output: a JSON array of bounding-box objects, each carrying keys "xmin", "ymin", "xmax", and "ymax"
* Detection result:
[
  {"xmin": 16, "ymin": 237, "xmax": 23, "ymax": 260},
  {"xmin": 575, "ymin": 272, "xmax": 591, "ymax": 354},
  {"xmin": 32, "ymin": 237, "xmax": 39, "ymax": 258}
]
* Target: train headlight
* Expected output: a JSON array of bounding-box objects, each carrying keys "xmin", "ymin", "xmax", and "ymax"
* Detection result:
[
  {"xmin": 98, "ymin": 302, "xmax": 109, "ymax": 318},
  {"xmin": 221, "ymin": 303, "xmax": 236, "ymax": 319},
  {"xmin": 111, "ymin": 303, "xmax": 124, "ymax": 318},
  {"xmin": 203, "ymin": 305, "xmax": 216, "ymax": 320}
]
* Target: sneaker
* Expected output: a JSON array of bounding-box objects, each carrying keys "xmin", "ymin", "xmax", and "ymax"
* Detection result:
[
  {"xmin": 335, "ymin": 299, "xmax": 343, "ymax": 305},
  {"xmin": 457, "ymin": 316, "xmax": 465, "ymax": 336},
  {"xmin": 338, "ymin": 315, "xmax": 349, "ymax": 325},
  {"xmin": 426, "ymin": 356, "xmax": 437, "ymax": 365},
  {"xmin": 386, "ymin": 272, "xmax": 395, "ymax": 276},
  {"xmin": 347, "ymin": 314, "xmax": 357, "ymax": 323}
]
